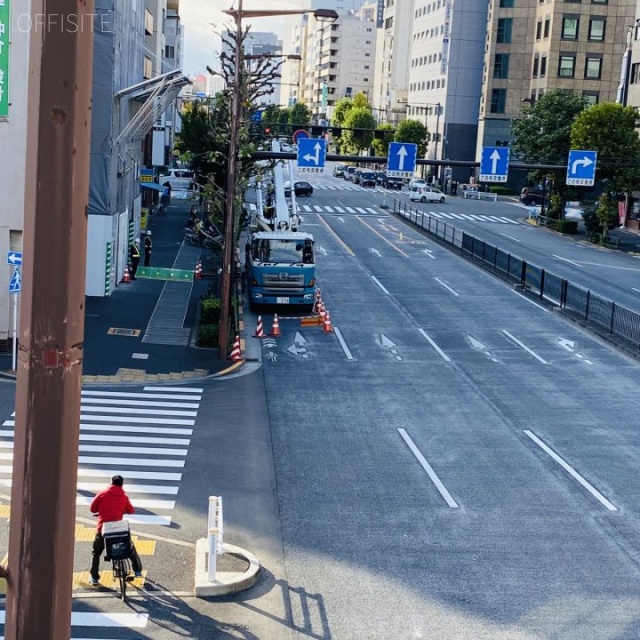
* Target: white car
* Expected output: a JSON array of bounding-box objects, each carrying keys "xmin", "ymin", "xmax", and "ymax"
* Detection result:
[
  {"xmin": 159, "ymin": 168, "xmax": 195, "ymax": 190},
  {"xmin": 408, "ymin": 178, "xmax": 427, "ymax": 190},
  {"xmin": 410, "ymin": 185, "xmax": 446, "ymax": 203}
]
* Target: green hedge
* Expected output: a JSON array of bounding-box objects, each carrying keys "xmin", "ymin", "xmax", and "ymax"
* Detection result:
[
  {"xmin": 200, "ymin": 296, "xmax": 221, "ymax": 324},
  {"xmin": 555, "ymin": 219, "xmax": 578, "ymax": 234},
  {"xmin": 488, "ymin": 185, "xmax": 516, "ymax": 195},
  {"xmin": 197, "ymin": 323, "xmax": 218, "ymax": 348}
]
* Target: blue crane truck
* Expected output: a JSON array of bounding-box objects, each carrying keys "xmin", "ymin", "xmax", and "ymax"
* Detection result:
[{"xmin": 245, "ymin": 231, "xmax": 316, "ymax": 311}]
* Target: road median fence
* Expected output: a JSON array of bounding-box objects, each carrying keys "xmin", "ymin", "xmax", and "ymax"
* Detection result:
[{"xmin": 392, "ymin": 200, "xmax": 640, "ymax": 351}]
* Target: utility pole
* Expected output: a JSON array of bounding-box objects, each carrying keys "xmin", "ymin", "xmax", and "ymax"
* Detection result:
[
  {"xmin": 219, "ymin": 0, "xmax": 244, "ymax": 359},
  {"xmin": 5, "ymin": 1, "xmax": 93, "ymax": 638}
]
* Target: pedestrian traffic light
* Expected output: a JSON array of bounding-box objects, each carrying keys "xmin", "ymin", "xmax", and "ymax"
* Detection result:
[{"xmin": 264, "ymin": 127, "xmax": 271, "ymax": 135}]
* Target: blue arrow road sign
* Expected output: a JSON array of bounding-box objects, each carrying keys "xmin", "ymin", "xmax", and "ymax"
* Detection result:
[
  {"xmin": 297, "ymin": 138, "xmax": 327, "ymax": 174},
  {"xmin": 7, "ymin": 251, "xmax": 22, "ymax": 266},
  {"xmin": 9, "ymin": 268, "xmax": 21, "ymax": 294},
  {"xmin": 567, "ymin": 150, "xmax": 597, "ymax": 186},
  {"xmin": 387, "ymin": 142, "xmax": 417, "ymax": 178},
  {"xmin": 479, "ymin": 147, "xmax": 510, "ymax": 182}
]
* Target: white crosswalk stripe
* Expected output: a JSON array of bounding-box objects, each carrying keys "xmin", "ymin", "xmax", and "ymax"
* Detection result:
[
  {"xmin": 0, "ymin": 611, "xmax": 149, "ymax": 638},
  {"xmin": 0, "ymin": 386, "xmax": 203, "ymax": 528}
]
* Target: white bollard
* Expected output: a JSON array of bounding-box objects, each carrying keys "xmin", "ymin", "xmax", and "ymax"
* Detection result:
[{"xmin": 207, "ymin": 496, "xmax": 224, "ymax": 582}]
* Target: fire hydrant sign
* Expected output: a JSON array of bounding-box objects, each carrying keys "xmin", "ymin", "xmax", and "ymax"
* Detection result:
[{"xmin": 0, "ymin": 0, "xmax": 9, "ymax": 117}]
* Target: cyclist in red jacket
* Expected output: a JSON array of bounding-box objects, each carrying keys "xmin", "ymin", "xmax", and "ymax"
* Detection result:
[{"xmin": 89, "ymin": 475, "xmax": 143, "ymax": 585}]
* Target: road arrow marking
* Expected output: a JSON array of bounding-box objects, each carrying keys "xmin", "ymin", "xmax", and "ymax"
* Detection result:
[
  {"xmin": 490, "ymin": 149, "xmax": 501, "ymax": 174},
  {"xmin": 467, "ymin": 335, "xmax": 499, "ymax": 363},
  {"xmin": 316, "ymin": 246, "xmax": 328, "ymax": 256},
  {"xmin": 397, "ymin": 145, "xmax": 408, "ymax": 171},
  {"xmin": 380, "ymin": 334, "xmax": 395, "ymax": 348},
  {"xmin": 264, "ymin": 351, "xmax": 277, "ymax": 361},
  {"xmin": 294, "ymin": 331, "xmax": 307, "ymax": 345},
  {"xmin": 557, "ymin": 338, "xmax": 575, "ymax": 351},
  {"xmin": 423, "ymin": 249, "xmax": 435, "ymax": 259},
  {"xmin": 571, "ymin": 155, "xmax": 593, "ymax": 174},
  {"xmin": 369, "ymin": 248, "xmax": 382, "ymax": 257}
]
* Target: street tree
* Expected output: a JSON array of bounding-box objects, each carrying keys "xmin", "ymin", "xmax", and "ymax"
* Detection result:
[
  {"xmin": 289, "ymin": 102, "xmax": 312, "ymax": 129},
  {"xmin": 340, "ymin": 107, "xmax": 377, "ymax": 154},
  {"xmin": 395, "ymin": 119, "xmax": 427, "ymax": 159},
  {"xmin": 511, "ymin": 89, "xmax": 589, "ymax": 192},
  {"xmin": 570, "ymin": 102, "xmax": 640, "ymax": 193},
  {"xmin": 352, "ymin": 92, "xmax": 372, "ymax": 110},
  {"xmin": 331, "ymin": 97, "xmax": 353, "ymax": 127},
  {"xmin": 372, "ymin": 123, "xmax": 395, "ymax": 157}
]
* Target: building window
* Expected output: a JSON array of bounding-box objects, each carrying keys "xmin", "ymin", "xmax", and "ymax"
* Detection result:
[
  {"xmin": 558, "ymin": 55, "xmax": 576, "ymax": 77},
  {"xmin": 536, "ymin": 21, "xmax": 542, "ymax": 39},
  {"xmin": 583, "ymin": 91, "xmax": 599, "ymax": 104},
  {"xmin": 631, "ymin": 62, "xmax": 640, "ymax": 84},
  {"xmin": 591, "ymin": 0, "xmax": 607, "ymax": 3},
  {"xmin": 164, "ymin": 45, "xmax": 175, "ymax": 59},
  {"xmin": 533, "ymin": 54, "xmax": 539, "ymax": 77},
  {"xmin": 540, "ymin": 55, "xmax": 547, "ymax": 77},
  {"xmin": 544, "ymin": 18, "xmax": 550, "ymax": 38},
  {"xmin": 143, "ymin": 55, "xmax": 152, "ymax": 79},
  {"xmin": 494, "ymin": 53, "xmax": 510, "ymax": 78},
  {"xmin": 144, "ymin": 8, "xmax": 153, "ymax": 35},
  {"xmin": 588, "ymin": 18, "xmax": 605, "ymax": 41},
  {"xmin": 585, "ymin": 56, "xmax": 602, "ymax": 78},
  {"xmin": 499, "ymin": 0, "xmax": 514, "ymax": 6},
  {"xmin": 497, "ymin": 18, "xmax": 513, "ymax": 43},
  {"xmin": 490, "ymin": 88, "xmax": 507, "ymax": 113},
  {"xmin": 562, "ymin": 17, "xmax": 579, "ymax": 39}
]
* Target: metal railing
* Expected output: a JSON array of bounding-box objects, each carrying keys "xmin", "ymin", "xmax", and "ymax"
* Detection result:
[{"xmin": 393, "ymin": 200, "xmax": 640, "ymax": 350}]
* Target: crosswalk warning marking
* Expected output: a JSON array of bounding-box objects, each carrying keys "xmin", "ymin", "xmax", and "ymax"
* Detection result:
[
  {"xmin": 75, "ymin": 525, "xmax": 95, "ymax": 542},
  {"xmin": 0, "ymin": 505, "xmax": 9, "ymax": 519}
]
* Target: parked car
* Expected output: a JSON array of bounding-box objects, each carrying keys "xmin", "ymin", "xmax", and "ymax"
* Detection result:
[
  {"xmin": 344, "ymin": 166, "xmax": 357, "ymax": 181},
  {"xmin": 520, "ymin": 190, "xmax": 545, "ymax": 206},
  {"xmin": 408, "ymin": 178, "xmax": 427, "ymax": 190},
  {"xmin": 333, "ymin": 164, "xmax": 347, "ymax": 177},
  {"xmin": 359, "ymin": 171, "xmax": 377, "ymax": 188},
  {"xmin": 353, "ymin": 170, "xmax": 365, "ymax": 185},
  {"xmin": 382, "ymin": 176, "xmax": 404, "ymax": 190},
  {"xmin": 159, "ymin": 168, "xmax": 195, "ymax": 190},
  {"xmin": 284, "ymin": 181, "xmax": 313, "ymax": 197},
  {"xmin": 410, "ymin": 185, "xmax": 446, "ymax": 203},
  {"xmin": 375, "ymin": 171, "xmax": 387, "ymax": 185}
]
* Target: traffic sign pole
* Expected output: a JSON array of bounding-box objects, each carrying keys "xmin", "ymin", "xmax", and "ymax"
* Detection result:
[{"xmin": 11, "ymin": 290, "xmax": 17, "ymax": 372}]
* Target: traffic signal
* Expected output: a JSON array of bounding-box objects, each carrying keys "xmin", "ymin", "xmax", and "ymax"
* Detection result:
[
  {"xmin": 311, "ymin": 126, "xmax": 326, "ymax": 137},
  {"xmin": 332, "ymin": 127, "xmax": 342, "ymax": 137},
  {"xmin": 264, "ymin": 127, "xmax": 271, "ymax": 135}
]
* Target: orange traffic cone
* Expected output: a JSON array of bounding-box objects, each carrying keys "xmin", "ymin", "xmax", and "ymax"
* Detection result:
[
  {"xmin": 323, "ymin": 310, "xmax": 334, "ymax": 333},
  {"xmin": 319, "ymin": 307, "xmax": 326, "ymax": 325},
  {"xmin": 254, "ymin": 315, "xmax": 264, "ymax": 338},
  {"xmin": 194, "ymin": 260, "xmax": 202, "ymax": 280},
  {"xmin": 229, "ymin": 334, "xmax": 242, "ymax": 361},
  {"xmin": 122, "ymin": 265, "xmax": 131, "ymax": 283},
  {"xmin": 270, "ymin": 314, "xmax": 281, "ymax": 337},
  {"xmin": 312, "ymin": 289, "xmax": 322, "ymax": 313},
  {"xmin": 316, "ymin": 300, "xmax": 324, "ymax": 316}
]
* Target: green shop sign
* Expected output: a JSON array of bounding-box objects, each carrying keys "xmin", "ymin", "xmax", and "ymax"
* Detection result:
[{"xmin": 0, "ymin": 0, "xmax": 9, "ymax": 117}]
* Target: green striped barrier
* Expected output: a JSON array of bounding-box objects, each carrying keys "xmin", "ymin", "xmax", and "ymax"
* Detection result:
[{"xmin": 137, "ymin": 267, "xmax": 194, "ymax": 281}]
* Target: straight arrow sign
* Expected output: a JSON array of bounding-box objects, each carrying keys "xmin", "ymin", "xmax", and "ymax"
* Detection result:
[
  {"xmin": 397, "ymin": 145, "xmax": 408, "ymax": 171},
  {"xmin": 490, "ymin": 149, "xmax": 501, "ymax": 174}
]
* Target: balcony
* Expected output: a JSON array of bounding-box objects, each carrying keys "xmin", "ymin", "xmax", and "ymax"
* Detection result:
[{"xmin": 167, "ymin": 0, "xmax": 179, "ymax": 10}]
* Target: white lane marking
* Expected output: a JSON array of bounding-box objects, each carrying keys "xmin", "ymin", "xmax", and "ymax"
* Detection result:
[
  {"xmin": 553, "ymin": 254, "xmax": 582, "ymax": 267},
  {"xmin": 335, "ymin": 206, "xmax": 345, "ymax": 213},
  {"xmin": 633, "ymin": 287, "xmax": 640, "ymax": 294},
  {"xmin": 302, "ymin": 205, "xmax": 312, "ymax": 212},
  {"xmin": 126, "ymin": 514, "xmax": 172, "ymax": 525},
  {"xmin": 82, "ymin": 391, "xmax": 202, "ymax": 400},
  {"xmin": 512, "ymin": 290, "xmax": 550, "ymax": 312},
  {"xmin": 477, "ymin": 215, "xmax": 494, "ymax": 221},
  {"xmin": 81, "ymin": 398, "xmax": 199, "ymax": 409},
  {"xmin": 77, "ymin": 482, "xmax": 179, "ymax": 494},
  {"xmin": 78, "ymin": 456, "xmax": 185, "ymax": 468},
  {"xmin": 75, "ymin": 468, "xmax": 182, "ymax": 481},
  {"xmin": 333, "ymin": 326, "xmax": 354, "ymax": 360},
  {"xmin": 371, "ymin": 276, "xmax": 390, "ymax": 294},
  {"xmin": 499, "ymin": 217, "xmax": 520, "ymax": 224},
  {"xmin": 428, "ymin": 211, "xmax": 444, "ymax": 218},
  {"xmin": 79, "ymin": 434, "xmax": 190, "ymax": 446},
  {"xmin": 345, "ymin": 207, "xmax": 356, "ymax": 213},
  {"xmin": 499, "ymin": 232, "xmax": 520, "ymax": 242},
  {"xmin": 0, "ymin": 612, "xmax": 150, "ymax": 628},
  {"xmin": 1, "ymin": 421, "xmax": 193, "ymax": 435},
  {"xmin": 366, "ymin": 208, "xmax": 377, "ymax": 214},
  {"xmin": 80, "ymin": 406, "xmax": 197, "ymax": 417},
  {"xmin": 143, "ymin": 386, "xmax": 203, "ymax": 393},
  {"xmin": 355, "ymin": 207, "xmax": 367, "ymax": 213},
  {"xmin": 79, "ymin": 415, "xmax": 195, "ymax": 425},
  {"xmin": 418, "ymin": 329, "xmax": 452, "ymax": 362},
  {"xmin": 313, "ymin": 205, "xmax": 323, "ymax": 212},
  {"xmin": 77, "ymin": 496, "xmax": 175, "ymax": 510},
  {"xmin": 398, "ymin": 429, "xmax": 459, "ymax": 508},
  {"xmin": 501, "ymin": 330, "xmax": 548, "ymax": 364},
  {"xmin": 79, "ymin": 445, "xmax": 187, "ymax": 456},
  {"xmin": 434, "ymin": 278, "xmax": 459, "ymax": 296},
  {"xmin": 524, "ymin": 430, "xmax": 617, "ymax": 511}
]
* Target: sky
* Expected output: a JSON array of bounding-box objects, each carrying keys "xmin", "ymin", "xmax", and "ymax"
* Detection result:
[{"xmin": 179, "ymin": 0, "xmax": 298, "ymax": 76}]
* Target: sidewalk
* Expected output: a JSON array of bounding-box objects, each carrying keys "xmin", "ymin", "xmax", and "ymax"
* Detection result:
[{"xmin": 81, "ymin": 198, "xmax": 229, "ymax": 383}]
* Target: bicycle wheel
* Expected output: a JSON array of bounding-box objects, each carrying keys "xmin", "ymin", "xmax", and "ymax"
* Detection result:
[{"xmin": 115, "ymin": 560, "xmax": 127, "ymax": 601}]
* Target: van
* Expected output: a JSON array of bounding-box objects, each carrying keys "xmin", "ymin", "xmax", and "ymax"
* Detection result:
[
  {"xmin": 159, "ymin": 168, "xmax": 195, "ymax": 190},
  {"xmin": 410, "ymin": 185, "xmax": 446, "ymax": 203}
]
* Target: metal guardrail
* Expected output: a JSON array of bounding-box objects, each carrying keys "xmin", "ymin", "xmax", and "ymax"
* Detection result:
[
  {"xmin": 462, "ymin": 190, "xmax": 498, "ymax": 202},
  {"xmin": 393, "ymin": 200, "xmax": 640, "ymax": 350}
]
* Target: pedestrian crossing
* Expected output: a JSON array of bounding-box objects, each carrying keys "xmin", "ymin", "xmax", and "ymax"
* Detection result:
[
  {"xmin": 0, "ymin": 385, "xmax": 203, "ymax": 528},
  {"xmin": 0, "ymin": 611, "xmax": 149, "ymax": 639},
  {"xmin": 298, "ymin": 203, "xmax": 520, "ymax": 225}
]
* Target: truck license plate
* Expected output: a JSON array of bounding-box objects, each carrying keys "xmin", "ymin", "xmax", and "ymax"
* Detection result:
[{"xmin": 276, "ymin": 297, "xmax": 289, "ymax": 304}]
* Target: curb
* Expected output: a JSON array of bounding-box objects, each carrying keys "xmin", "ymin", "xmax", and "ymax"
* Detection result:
[{"xmin": 194, "ymin": 539, "xmax": 261, "ymax": 597}]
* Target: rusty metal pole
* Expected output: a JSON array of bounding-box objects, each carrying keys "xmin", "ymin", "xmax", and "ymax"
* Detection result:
[
  {"xmin": 5, "ymin": 0, "xmax": 93, "ymax": 638},
  {"xmin": 219, "ymin": 0, "xmax": 243, "ymax": 359}
]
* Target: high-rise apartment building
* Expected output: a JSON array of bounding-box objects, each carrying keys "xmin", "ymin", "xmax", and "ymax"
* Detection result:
[{"xmin": 477, "ymin": 0, "xmax": 635, "ymax": 156}]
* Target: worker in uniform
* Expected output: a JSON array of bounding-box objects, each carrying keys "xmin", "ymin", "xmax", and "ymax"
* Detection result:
[
  {"xmin": 129, "ymin": 238, "xmax": 141, "ymax": 280},
  {"xmin": 143, "ymin": 231, "xmax": 152, "ymax": 267}
]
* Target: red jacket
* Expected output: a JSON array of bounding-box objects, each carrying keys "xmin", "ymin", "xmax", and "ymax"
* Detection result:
[{"xmin": 90, "ymin": 485, "xmax": 135, "ymax": 532}]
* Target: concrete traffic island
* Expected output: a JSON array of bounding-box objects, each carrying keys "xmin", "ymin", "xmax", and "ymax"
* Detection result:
[{"xmin": 194, "ymin": 539, "xmax": 261, "ymax": 597}]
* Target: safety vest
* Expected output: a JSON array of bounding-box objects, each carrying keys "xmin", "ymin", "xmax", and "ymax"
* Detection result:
[{"xmin": 130, "ymin": 243, "xmax": 140, "ymax": 259}]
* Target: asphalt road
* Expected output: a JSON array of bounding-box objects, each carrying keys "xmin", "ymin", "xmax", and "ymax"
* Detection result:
[{"xmin": 3, "ymin": 172, "xmax": 640, "ymax": 638}]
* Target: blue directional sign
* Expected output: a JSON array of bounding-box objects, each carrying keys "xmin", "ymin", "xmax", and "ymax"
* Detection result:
[
  {"xmin": 297, "ymin": 137, "xmax": 327, "ymax": 174},
  {"xmin": 387, "ymin": 142, "xmax": 417, "ymax": 178},
  {"xmin": 9, "ymin": 268, "xmax": 21, "ymax": 294},
  {"xmin": 7, "ymin": 251, "xmax": 22, "ymax": 266},
  {"xmin": 567, "ymin": 150, "xmax": 597, "ymax": 186},
  {"xmin": 479, "ymin": 146, "xmax": 510, "ymax": 182}
]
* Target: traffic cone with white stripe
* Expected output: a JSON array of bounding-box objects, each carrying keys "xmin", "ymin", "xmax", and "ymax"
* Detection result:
[
  {"xmin": 323, "ymin": 310, "xmax": 333, "ymax": 333},
  {"xmin": 122, "ymin": 265, "xmax": 131, "ymax": 283},
  {"xmin": 229, "ymin": 334, "xmax": 242, "ymax": 361},
  {"xmin": 312, "ymin": 289, "xmax": 322, "ymax": 313},
  {"xmin": 194, "ymin": 260, "xmax": 202, "ymax": 280},
  {"xmin": 254, "ymin": 315, "xmax": 264, "ymax": 338},
  {"xmin": 270, "ymin": 314, "xmax": 281, "ymax": 337}
]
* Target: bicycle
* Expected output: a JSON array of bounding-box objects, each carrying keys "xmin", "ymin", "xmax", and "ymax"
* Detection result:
[{"xmin": 103, "ymin": 520, "xmax": 135, "ymax": 602}]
